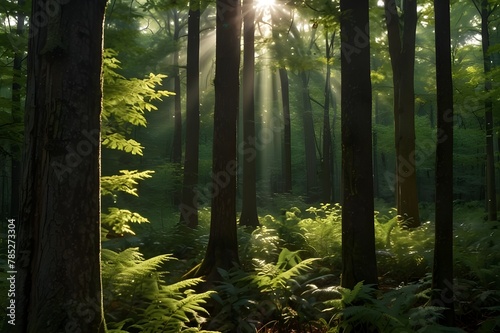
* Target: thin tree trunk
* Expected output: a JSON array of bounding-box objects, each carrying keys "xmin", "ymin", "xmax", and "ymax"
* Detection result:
[
  {"xmin": 300, "ymin": 71, "xmax": 319, "ymax": 202},
  {"xmin": 321, "ymin": 31, "xmax": 335, "ymax": 203},
  {"xmin": 171, "ymin": 10, "xmax": 182, "ymax": 206},
  {"xmin": 340, "ymin": 0, "xmax": 378, "ymax": 289},
  {"xmin": 373, "ymin": 94, "xmax": 380, "ymax": 198},
  {"xmin": 240, "ymin": 0, "xmax": 259, "ymax": 228},
  {"xmin": 279, "ymin": 68, "xmax": 292, "ymax": 193},
  {"xmin": 271, "ymin": 9, "xmax": 292, "ymax": 194},
  {"xmin": 432, "ymin": 0, "xmax": 455, "ymax": 325},
  {"xmin": 179, "ymin": 1, "xmax": 201, "ymax": 228},
  {"xmin": 171, "ymin": 10, "xmax": 182, "ymax": 164},
  {"xmin": 16, "ymin": 1, "xmax": 107, "ymax": 332},
  {"xmin": 479, "ymin": 0, "xmax": 497, "ymax": 221}
]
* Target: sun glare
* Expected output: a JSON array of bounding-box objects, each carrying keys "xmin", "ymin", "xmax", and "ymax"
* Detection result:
[{"xmin": 255, "ymin": 0, "xmax": 275, "ymax": 9}]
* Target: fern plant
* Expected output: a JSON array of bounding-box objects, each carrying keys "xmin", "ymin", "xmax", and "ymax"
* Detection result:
[
  {"xmin": 207, "ymin": 248, "xmax": 323, "ymax": 332},
  {"xmin": 102, "ymin": 48, "xmax": 174, "ymax": 156},
  {"xmin": 100, "ymin": 49, "xmax": 172, "ymax": 237},
  {"xmin": 322, "ymin": 280, "xmax": 467, "ymax": 333},
  {"xmin": 102, "ymin": 247, "xmax": 218, "ymax": 333}
]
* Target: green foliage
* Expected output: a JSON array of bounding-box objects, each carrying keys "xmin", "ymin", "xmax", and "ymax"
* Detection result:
[
  {"xmin": 102, "ymin": 208, "xmax": 150, "ymax": 235},
  {"xmin": 266, "ymin": 204, "xmax": 434, "ymax": 284},
  {"xmin": 323, "ymin": 280, "xmax": 467, "ymax": 333},
  {"xmin": 259, "ymin": 207, "xmax": 310, "ymax": 253},
  {"xmin": 100, "ymin": 48, "xmax": 172, "ymax": 236},
  {"xmin": 101, "ymin": 170, "xmax": 154, "ymax": 235},
  {"xmin": 102, "ymin": 170, "xmax": 155, "ymax": 198},
  {"xmin": 102, "ymin": 48, "xmax": 174, "ymax": 156},
  {"xmin": 453, "ymin": 212, "xmax": 500, "ymax": 289},
  {"xmin": 207, "ymin": 248, "xmax": 323, "ymax": 332},
  {"xmin": 254, "ymin": 248, "xmax": 319, "ymax": 291},
  {"xmin": 238, "ymin": 225, "xmax": 280, "ymax": 267},
  {"xmin": 299, "ymin": 203, "xmax": 343, "ymax": 266},
  {"xmin": 103, "ymin": 247, "xmax": 217, "ymax": 333}
]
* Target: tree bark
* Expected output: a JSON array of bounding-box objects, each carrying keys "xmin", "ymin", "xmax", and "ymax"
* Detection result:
[
  {"xmin": 271, "ymin": 8, "xmax": 292, "ymax": 194},
  {"xmin": 340, "ymin": 0, "xmax": 378, "ymax": 289},
  {"xmin": 478, "ymin": 0, "xmax": 497, "ymax": 221},
  {"xmin": 432, "ymin": 0, "xmax": 455, "ymax": 325},
  {"xmin": 195, "ymin": 0, "xmax": 241, "ymax": 280},
  {"xmin": 171, "ymin": 10, "xmax": 182, "ymax": 165},
  {"xmin": 321, "ymin": 31, "xmax": 335, "ymax": 204},
  {"xmin": 170, "ymin": 10, "xmax": 183, "ymax": 207},
  {"xmin": 9, "ymin": 0, "xmax": 26, "ymax": 220},
  {"xmin": 16, "ymin": 1, "xmax": 107, "ymax": 332},
  {"xmin": 239, "ymin": 0, "xmax": 259, "ymax": 228},
  {"xmin": 179, "ymin": 0, "xmax": 201, "ymax": 228},
  {"xmin": 300, "ymin": 71, "xmax": 319, "ymax": 202},
  {"xmin": 384, "ymin": 0, "xmax": 420, "ymax": 227},
  {"xmin": 279, "ymin": 68, "xmax": 292, "ymax": 193}
]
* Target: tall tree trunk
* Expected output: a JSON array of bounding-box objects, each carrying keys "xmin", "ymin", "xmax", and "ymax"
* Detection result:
[
  {"xmin": 9, "ymin": 0, "xmax": 26, "ymax": 220},
  {"xmin": 171, "ymin": 10, "xmax": 182, "ymax": 206},
  {"xmin": 373, "ymin": 94, "xmax": 380, "ymax": 198},
  {"xmin": 279, "ymin": 68, "xmax": 292, "ymax": 193},
  {"xmin": 171, "ymin": 10, "xmax": 182, "ymax": 164},
  {"xmin": 340, "ymin": 0, "xmax": 378, "ymax": 289},
  {"xmin": 321, "ymin": 31, "xmax": 335, "ymax": 203},
  {"xmin": 479, "ymin": 0, "xmax": 497, "ymax": 221},
  {"xmin": 300, "ymin": 71, "xmax": 319, "ymax": 202},
  {"xmin": 271, "ymin": 9, "xmax": 292, "ymax": 194},
  {"xmin": 384, "ymin": 0, "xmax": 420, "ymax": 227},
  {"xmin": 432, "ymin": 0, "xmax": 455, "ymax": 325},
  {"xmin": 195, "ymin": 0, "xmax": 241, "ymax": 280},
  {"xmin": 179, "ymin": 0, "xmax": 201, "ymax": 228},
  {"xmin": 16, "ymin": 1, "xmax": 106, "ymax": 332},
  {"xmin": 331, "ymin": 88, "xmax": 339, "ymax": 202},
  {"xmin": 239, "ymin": 0, "xmax": 259, "ymax": 228}
]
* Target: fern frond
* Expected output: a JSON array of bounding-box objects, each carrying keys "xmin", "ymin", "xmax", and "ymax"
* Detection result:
[
  {"xmin": 101, "ymin": 170, "xmax": 154, "ymax": 197},
  {"xmin": 101, "ymin": 133, "xmax": 144, "ymax": 155},
  {"xmin": 271, "ymin": 257, "xmax": 318, "ymax": 289},
  {"xmin": 102, "ymin": 207, "xmax": 150, "ymax": 235}
]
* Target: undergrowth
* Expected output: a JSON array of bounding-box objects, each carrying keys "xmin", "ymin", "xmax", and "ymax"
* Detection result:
[{"xmin": 97, "ymin": 202, "xmax": 499, "ymax": 332}]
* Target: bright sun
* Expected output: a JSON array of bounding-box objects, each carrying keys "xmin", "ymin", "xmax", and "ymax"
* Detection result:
[{"xmin": 255, "ymin": 0, "xmax": 275, "ymax": 9}]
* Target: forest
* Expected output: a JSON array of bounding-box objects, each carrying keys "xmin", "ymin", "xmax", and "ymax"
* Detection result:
[{"xmin": 0, "ymin": 0, "xmax": 499, "ymax": 332}]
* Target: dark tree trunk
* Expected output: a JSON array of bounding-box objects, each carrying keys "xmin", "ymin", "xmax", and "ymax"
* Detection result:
[
  {"xmin": 9, "ymin": 0, "xmax": 26, "ymax": 220},
  {"xmin": 384, "ymin": 0, "xmax": 420, "ymax": 227},
  {"xmin": 195, "ymin": 0, "xmax": 241, "ymax": 280},
  {"xmin": 321, "ymin": 31, "xmax": 335, "ymax": 203},
  {"xmin": 340, "ymin": 0, "xmax": 378, "ymax": 289},
  {"xmin": 271, "ymin": 8, "xmax": 292, "ymax": 194},
  {"xmin": 432, "ymin": 0, "xmax": 455, "ymax": 325},
  {"xmin": 16, "ymin": 1, "xmax": 106, "ymax": 332},
  {"xmin": 179, "ymin": 1, "xmax": 201, "ymax": 228},
  {"xmin": 279, "ymin": 68, "xmax": 292, "ymax": 193},
  {"xmin": 239, "ymin": 0, "xmax": 259, "ymax": 228},
  {"xmin": 171, "ymin": 11, "xmax": 183, "ymax": 206},
  {"xmin": 479, "ymin": 0, "xmax": 497, "ymax": 221},
  {"xmin": 300, "ymin": 71, "xmax": 319, "ymax": 202},
  {"xmin": 373, "ymin": 94, "xmax": 380, "ymax": 198},
  {"xmin": 171, "ymin": 10, "xmax": 182, "ymax": 164}
]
